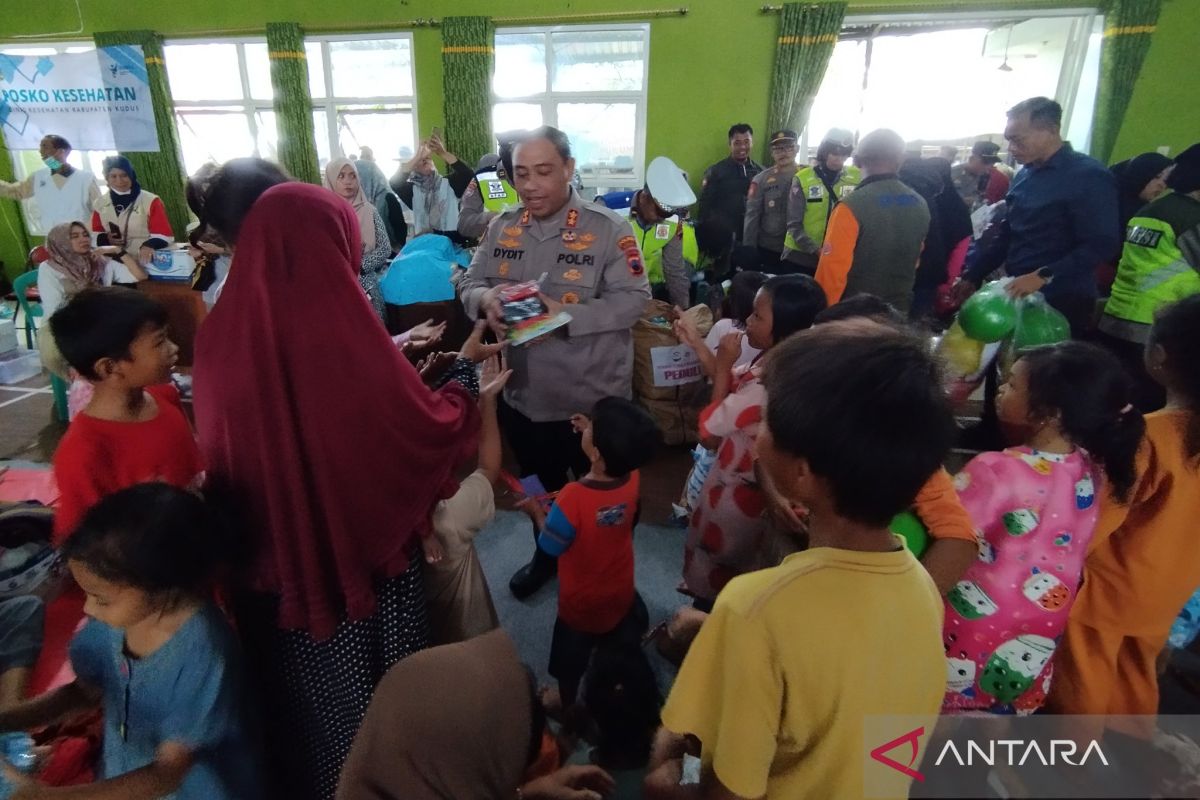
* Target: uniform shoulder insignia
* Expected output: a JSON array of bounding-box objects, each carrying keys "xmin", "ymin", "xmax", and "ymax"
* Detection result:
[{"xmin": 582, "ymin": 202, "xmax": 628, "ymax": 227}]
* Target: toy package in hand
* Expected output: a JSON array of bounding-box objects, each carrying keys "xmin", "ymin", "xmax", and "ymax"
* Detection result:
[
  {"xmin": 500, "ymin": 471, "xmax": 558, "ymax": 512},
  {"xmin": 500, "ymin": 281, "xmax": 572, "ymax": 346}
]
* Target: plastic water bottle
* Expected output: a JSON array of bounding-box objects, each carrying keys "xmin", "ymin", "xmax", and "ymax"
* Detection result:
[{"xmin": 0, "ymin": 732, "xmax": 36, "ymax": 799}]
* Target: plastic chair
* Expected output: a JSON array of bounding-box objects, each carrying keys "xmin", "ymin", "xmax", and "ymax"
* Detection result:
[
  {"xmin": 10, "ymin": 265, "xmax": 69, "ymax": 422},
  {"xmin": 11, "ymin": 270, "xmax": 40, "ymax": 349}
]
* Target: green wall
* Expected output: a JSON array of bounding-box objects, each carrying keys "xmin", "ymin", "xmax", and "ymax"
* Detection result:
[{"xmin": 2, "ymin": 0, "xmax": 1198, "ymax": 282}]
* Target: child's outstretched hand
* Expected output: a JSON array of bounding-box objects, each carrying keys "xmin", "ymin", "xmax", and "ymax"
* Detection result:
[
  {"xmin": 672, "ymin": 308, "xmax": 702, "ymax": 349},
  {"xmin": 416, "ymin": 352, "xmax": 457, "ymax": 387},
  {"xmin": 406, "ymin": 319, "xmax": 447, "ymax": 350},
  {"xmin": 423, "ymin": 535, "xmax": 445, "ymax": 565},
  {"xmin": 569, "ymin": 413, "xmax": 591, "ymax": 435},
  {"xmin": 715, "ymin": 330, "xmax": 744, "ymax": 368},
  {"xmin": 520, "ymin": 765, "xmax": 615, "ymax": 800},
  {"xmin": 480, "ymin": 356, "xmax": 513, "ymax": 399},
  {"xmin": 460, "ymin": 320, "xmax": 508, "ymax": 364}
]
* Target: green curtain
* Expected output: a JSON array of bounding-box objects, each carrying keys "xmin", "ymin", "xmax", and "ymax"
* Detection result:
[
  {"xmin": 1090, "ymin": 0, "xmax": 1163, "ymax": 164},
  {"xmin": 441, "ymin": 16, "xmax": 495, "ymax": 167},
  {"xmin": 766, "ymin": 2, "xmax": 847, "ymax": 157},
  {"xmin": 0, "ymin": 137, "xmax": 31, "ymax": 283},
  {"xmin": 267, "ymin": 23, "xmax": 320, "ymax": 185},
  {"xmin": 93, "ymin": 30, "xmax": 190, "ymax": 239}
]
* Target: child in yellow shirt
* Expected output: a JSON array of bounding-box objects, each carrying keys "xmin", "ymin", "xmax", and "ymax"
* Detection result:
[{"xmin": 645, "ymin": 320, "xmax": 952, "ymax": 800}]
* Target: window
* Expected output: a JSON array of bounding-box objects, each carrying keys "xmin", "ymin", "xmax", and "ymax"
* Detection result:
[
  {"xmin": 1, "ymin": 44, "xmax": 116, "ymax": 235},
  {"xmin": 493, "ymin": 25, "xmax": 649, "ymax": 191},
  {"xmin": 166, "ymin": 35, "xmax": 417, "ymax": 180},
  {"xmin": 165, "ymin": 40, "xmax": 277, "ymax": 176},
  {"xmin": 307, "ymin": 35, "xmax": 418, "ymax": 180},
  {"xmin": 803, "ymin": 10, "xmax": 1102, "ymax": 160}
]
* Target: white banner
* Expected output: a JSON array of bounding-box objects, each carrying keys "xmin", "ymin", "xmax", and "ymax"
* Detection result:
[
  {"xmin": 650, "ymin": 345, "xmax": 704, "ymax": 387},
  {"xmin": 0, "ymin": 46, "xmax": 159, "ymax": 151}
]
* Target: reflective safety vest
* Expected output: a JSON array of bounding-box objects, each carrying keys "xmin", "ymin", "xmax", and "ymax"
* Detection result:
[
  {"xmin": 784, "ymin": 164, "xmax": 861, "ymax": 251},
  {"xmin": 623, "ymin": 213, "xmax": 699, "ymax": 285},
  {"xmin": 476, "ymin": 170, "xmax": 519, "ymax": 213},
  {"xmin": 1104, "ymin": 197, "xmax": 1200, "ymax": 335}
]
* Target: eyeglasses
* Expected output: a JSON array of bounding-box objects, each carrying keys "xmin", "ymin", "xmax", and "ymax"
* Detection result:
[{"xmin": 770, "ymin": 143, "xmax": 797, "ymax": 151}]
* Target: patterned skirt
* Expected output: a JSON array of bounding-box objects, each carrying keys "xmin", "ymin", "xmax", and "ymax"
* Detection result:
[{"xmin": 238, "ymin": 556, "xmax": 430, "ymax": 800}]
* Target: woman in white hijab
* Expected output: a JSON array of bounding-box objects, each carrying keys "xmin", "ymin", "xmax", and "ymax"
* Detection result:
[
  {"xmin": 324, "ymin": 157, "xmax": 392, "ymax": 319},
  {"xmin": 390, "ymin": 134, "xmax": 474, "ymax": 236}
]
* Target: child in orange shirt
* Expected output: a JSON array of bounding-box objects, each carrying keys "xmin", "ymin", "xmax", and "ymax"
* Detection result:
[{"xmin": 1050, "ymin": 295, "xmax": 1200, "ymax": 717}]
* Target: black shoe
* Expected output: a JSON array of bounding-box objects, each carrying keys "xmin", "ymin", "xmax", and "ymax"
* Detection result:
[{"xmin": 509, "ymin": 551, "xmax": 557, "ymax": 599}]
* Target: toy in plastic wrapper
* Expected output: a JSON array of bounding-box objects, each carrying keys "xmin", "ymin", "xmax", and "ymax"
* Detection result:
[
  {"xmin": 1169, "ymin": 587, "xmax": 1200, "ymax": 649},
  {"xmin": 500, "ymin": 281, "xmax": 572, "ymax": 346},
  {"xmin": 958, "ymin": 278, "xmax": 1017, "ymax": 343},
  {"xmin": 500, "ymin": 471, "xmax": 558, "ymax": 513},
  {"xmin": 936, "ymin": 322, "xmax": 1001, "ymax": 408},
  {"xmin": 0, "ymin": 732, "xmax": 36, "ymax": 799},
  {"xmin": 671, "ymin": 445, "xmax": 717, "ymax": 523}
]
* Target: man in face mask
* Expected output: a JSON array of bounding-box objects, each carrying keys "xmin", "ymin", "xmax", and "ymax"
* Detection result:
[{"xmin": 0, "ymin": 135, "xmax": 101, "ymax": 232}]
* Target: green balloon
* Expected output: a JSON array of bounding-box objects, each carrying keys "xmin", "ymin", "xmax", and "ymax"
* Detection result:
[
  {"xmin": 1012, "ymin": 300, "xmax": 1071, "ymax": 351},
  {"xmin": 959, "ymin": 286, "xmax": 1017, "ymax": 343},
  {"xmin": 890, "ymin": 511, "xmax": 930, "ymax": 558}
]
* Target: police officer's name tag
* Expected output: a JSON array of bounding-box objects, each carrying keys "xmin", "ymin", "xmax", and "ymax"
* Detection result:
[
  {"xmin": 650, "ymin": 345, "xmax": 703, "ymax": 386},
  {"xmin": 486, "ymin": 180, "xmax": 507, "ymax": 199},
  {"xmin": 654, "ymin": 223, "xmax": 672, "ymax": 240}
]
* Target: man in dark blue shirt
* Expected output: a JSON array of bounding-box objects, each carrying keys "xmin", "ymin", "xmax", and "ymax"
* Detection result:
[{"xmin": 955, "ymin": 96, "xmax": 1120, "ymax": 335}]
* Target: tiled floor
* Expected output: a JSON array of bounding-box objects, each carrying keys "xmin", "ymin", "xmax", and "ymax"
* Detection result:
[{"xmin": 0, "ymin": 361, "xmax": 65, "ymax": 463}]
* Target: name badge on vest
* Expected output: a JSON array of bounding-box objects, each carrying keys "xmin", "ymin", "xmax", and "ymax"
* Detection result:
[
  {"xmin": 655, "ymin": 223, "xmax": 671, "ymax": 240},
  {"xmin": 486, "ymin": 180, "xmax": 507, "ymax": 200},
  {"xmin": 808, "ymin": 185, "xmax": 824, "ymax": 199},
  {"xmin": 841, "ymin": 185, "xmax": 855, "ymax": 198}
]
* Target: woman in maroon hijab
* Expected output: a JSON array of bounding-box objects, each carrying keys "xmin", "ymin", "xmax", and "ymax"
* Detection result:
[{"xmin": 192, "ymin": 178, "xmax": 481, "ymax": 799}]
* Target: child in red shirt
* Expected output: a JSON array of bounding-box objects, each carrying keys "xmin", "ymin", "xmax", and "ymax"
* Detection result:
[
  {"xmin": 527, "ymin": 397, "xmax": 660, "ymax": 709},
  {"xmin": 49, "ymin": 287, "xmax": 202, "ymax": 545}
]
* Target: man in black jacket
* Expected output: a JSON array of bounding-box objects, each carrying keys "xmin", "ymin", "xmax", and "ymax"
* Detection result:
[{"xmin": 699, "ymin": 123, "xmax": 763, "ymax": 246}]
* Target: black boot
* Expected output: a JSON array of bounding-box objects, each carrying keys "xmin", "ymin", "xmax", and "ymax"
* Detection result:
[{"xmin": 509, "ymin": 548, "xmax": 557, "ymax": 599}]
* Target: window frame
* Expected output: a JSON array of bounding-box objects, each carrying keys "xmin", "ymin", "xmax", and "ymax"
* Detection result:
[
  {"xmin": 799, "ymin": 7, "xmax": 1102, "ymax": 158},
  {"xmin": 492, "ymin": 23, "xmax": 650, "ymax": 191},
  {"xmin": 305, "ymin": 32, "xmax": 419, "ymax": 168},
  {"xmin": 164, "ymin": 36, "xmax": 278, "ymax": 171}
]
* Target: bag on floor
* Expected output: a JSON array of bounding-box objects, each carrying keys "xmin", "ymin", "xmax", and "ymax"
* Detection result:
[{"xmin": 632, "ymin": 300, "xmax": 713, "ymax": 401}]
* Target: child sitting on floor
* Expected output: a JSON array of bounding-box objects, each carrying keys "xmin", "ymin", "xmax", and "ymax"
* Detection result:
[
  {"xmin": 422, "ymin": 357, "xmax": 512, "ymax": 644},
  {"xmin": 566, "ymin": 644, "xmax": 663, "ymax": 800},
  {"xmin": 49, "ymin": 288, "xmax": 202, "ymax": 546},
  {"xmin": 943, "ymin": 341, "xmax": 1143, "ymax": 714},
  {"xmin": 1050, "ymin": 295, "xmax": 1200, "ymax": 718},
  {"xmin": 0, "ymin": 484, "xmax": 262, "ymax": 799},
  {"xmin": 525, "ymin": 397, "xmax": 660, "ymax": 709}
]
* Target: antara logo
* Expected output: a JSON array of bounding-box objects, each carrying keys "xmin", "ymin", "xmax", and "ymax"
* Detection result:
[
  {"xmin": 934, "ymin": 739, "xmax": 1108, "ymax": 767},
  {"xmin": 870, "ymin": 727, "xmax": 926, "ymax": 782}
]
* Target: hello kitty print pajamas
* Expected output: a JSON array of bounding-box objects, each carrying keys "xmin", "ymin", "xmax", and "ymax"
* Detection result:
[{"xmin": 942, "ymin": 446, "xmax": 1099, "ymax": 714}]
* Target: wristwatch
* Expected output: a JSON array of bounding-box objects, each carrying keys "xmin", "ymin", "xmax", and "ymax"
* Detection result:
[{"xmin": 1035, "ymin": 266, "xmax": 1054, "ymax": 283}]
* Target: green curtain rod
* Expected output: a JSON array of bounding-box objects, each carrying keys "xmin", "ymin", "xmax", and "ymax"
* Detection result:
[
  {"xmin": 761, "ymin": 1, "xmax": 1110, "ymax": 11},
  {"xmin": 1, "ymin": 8, "xmax": 689, "ymax": 43}
]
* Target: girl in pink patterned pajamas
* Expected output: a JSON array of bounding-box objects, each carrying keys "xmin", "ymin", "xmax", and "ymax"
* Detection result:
[
  {"xmin": 681, "ymin": 275, "xmax": 827, "ymax": 609},
  {"xmin": 943, "ymin": 342, "xmax": 1144, "ymax": 714}
]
